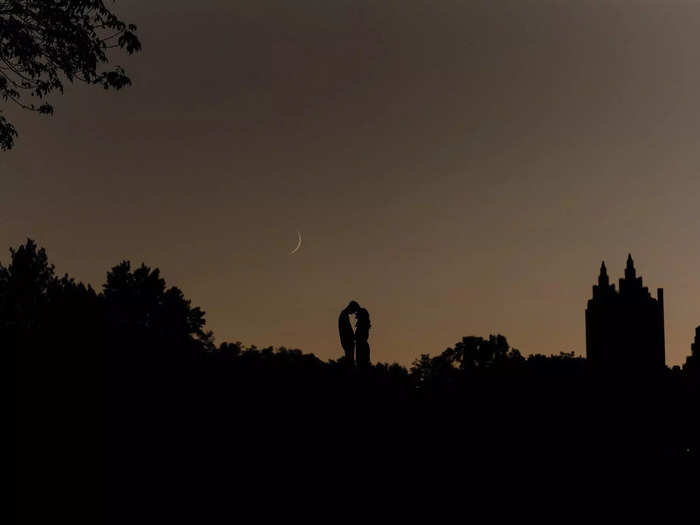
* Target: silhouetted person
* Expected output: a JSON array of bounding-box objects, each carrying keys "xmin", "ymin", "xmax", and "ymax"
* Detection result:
[
  {"xmin": 339, "ymin": 301, "xmax": 359, "ymax": 367},
  {"xmin": 355, "ymin": 307, "xmax": 371, "ymax": 369}
]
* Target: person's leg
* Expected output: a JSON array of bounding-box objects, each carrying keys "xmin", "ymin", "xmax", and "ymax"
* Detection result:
[
  {"xmin": 344, "ymin": 346, "xmax": 354, "ymax": 367},
  {"xmin": 357, "ymin": 342, "xmax": 369, "ymax": 368}
]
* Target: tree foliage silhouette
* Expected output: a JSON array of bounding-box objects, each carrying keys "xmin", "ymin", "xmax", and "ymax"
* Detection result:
[
  {"xmin": 3, "ymin": 239, "xmax": 212, "ymax": 377},
  {"xmin": 1, "ymin": 238, "xmax": 99, "ymax": 347},
  {"xmin": 444, "ymin": 334, "xmax": 523, "ymax": 371},
  {"xmin": 103, "ymin": 261, "xmax": 213, "ymax": 368},
  {"xmin": 0, "ymin": 0, "xmax": 141, "ymax": 150},
  {"xmin": 0, "ymin": 238, "xmax": 53, "ymax": 336}
]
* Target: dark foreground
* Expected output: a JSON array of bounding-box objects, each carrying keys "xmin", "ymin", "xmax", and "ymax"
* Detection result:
[
  {"xmin": 14, "ymin": 343, "xmax": 699, "ymax": 523},
  {"xmin": 104, "ymin": 354, "xmax": 698, "ymax": 519}
]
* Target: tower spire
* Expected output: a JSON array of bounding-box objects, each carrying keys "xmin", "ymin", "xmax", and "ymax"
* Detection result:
[
  {"xmin": 598, "ymin": 261, "xmax": 609, "ymax": 286},
  {"xmin": 625, "ymin": 253, "xmax": 636, "ymax": 279}
]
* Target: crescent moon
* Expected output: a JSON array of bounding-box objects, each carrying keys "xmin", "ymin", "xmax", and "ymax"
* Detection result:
[{"xmin": 289, "ymin": 231, "xmax": 302, "ymax": 255}]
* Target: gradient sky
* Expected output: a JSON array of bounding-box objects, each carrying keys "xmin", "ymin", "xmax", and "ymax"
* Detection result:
[{"xmin": 2, "ymin": 1, "xmax": 698, "ymax": 365}]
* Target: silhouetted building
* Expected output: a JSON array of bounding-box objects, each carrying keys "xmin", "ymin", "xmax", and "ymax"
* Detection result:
[
  {"xmin": 685, "ymin": 325, "xmax": 700, "ymax": 375},
  {"xmin": 585, "ymin": 255, "xmax": 665, "ymax": 373}
]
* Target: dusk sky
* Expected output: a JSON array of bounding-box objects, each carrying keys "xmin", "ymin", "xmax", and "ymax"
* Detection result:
[{"xmin": 2, "ymin": 0, "xmax": 698, "ymax": 365}]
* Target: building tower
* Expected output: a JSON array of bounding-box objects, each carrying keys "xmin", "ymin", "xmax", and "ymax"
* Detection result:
[{"xmin": 585, "ymin": 255, "xmax": 665, "ymax": 373}]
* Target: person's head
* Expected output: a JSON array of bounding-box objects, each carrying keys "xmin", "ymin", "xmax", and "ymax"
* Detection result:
[
  {"xmin": 354, "ymin": 307, "xmax": 370, "ymax": 326},
  {"xmin": 346, "ymin": 300, "xmax": 360, "ymax": 314}
]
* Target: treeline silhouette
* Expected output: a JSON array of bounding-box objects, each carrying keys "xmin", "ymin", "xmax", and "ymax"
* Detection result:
[{"xmin": 6, "ymin": 239, "xmax": 697, "ymax": 522}]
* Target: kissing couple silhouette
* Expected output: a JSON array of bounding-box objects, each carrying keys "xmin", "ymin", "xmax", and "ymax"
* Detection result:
[{"xmin": 338, "ymin": 300, "xmax": 371, "ymax": 368}]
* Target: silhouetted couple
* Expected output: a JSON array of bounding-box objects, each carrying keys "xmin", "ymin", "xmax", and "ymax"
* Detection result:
[{"xmin": 338, "ymin": 301, "xmax": 371, "ymax": 368}]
